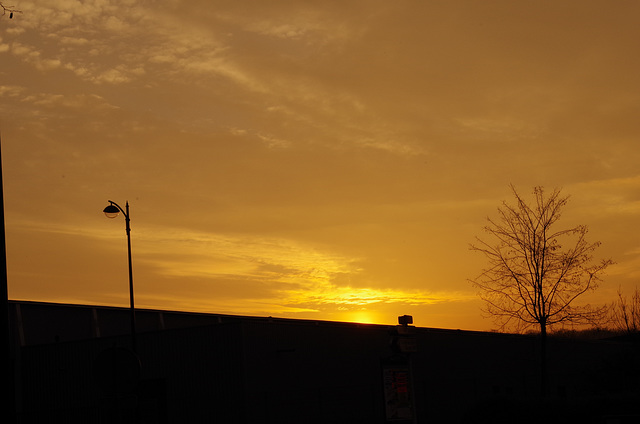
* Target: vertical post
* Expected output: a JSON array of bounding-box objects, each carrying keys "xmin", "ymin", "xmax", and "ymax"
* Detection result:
[
  {"xmin": 124, "ymin": 201, "xmax": 136, "ymax": 353},
  {"xmin": 0, "ymin": 132, "xmax": 17, "ymax": 423},
  {"xmin": 383, "ymin": 315, "xmax": 417, "ymax": 424},
  {"xmin": 540, "ymin": 322, "xmax": 547, "ymax": 398},
  {"xmin": 105, "ymin": 200, "xmax": 137, "ymax": 354}
]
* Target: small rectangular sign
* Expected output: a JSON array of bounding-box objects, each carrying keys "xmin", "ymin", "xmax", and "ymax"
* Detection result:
[{"xmin": 382, "ymin": 366, "xmax": 414, "ymax": 421}]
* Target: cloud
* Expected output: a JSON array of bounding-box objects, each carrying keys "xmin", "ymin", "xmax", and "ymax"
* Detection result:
[
  {"xmin": 0, "ymin": 85, "xmax": 25, "ymax": 97},
  {"xmin": 17, "ymin": 91, "xmax": 119, "ymax": 111},
  {"xmin": 570, "ymin": 176, "xmax": 640, "ymax": 217},
  {"xmin": 3, "ymin": 0, "xmax": 421, "ymax": 157},
  {"xmin": 134, "ymin": 226, "xmax": 359, "ymax": 282},
  {"xmin": 11, "ymin": 217, "xmax": 470, "ymax": 315}
]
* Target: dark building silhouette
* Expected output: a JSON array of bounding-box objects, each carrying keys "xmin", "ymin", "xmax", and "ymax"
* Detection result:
[{"xmin": 8, "ymin": 300, "xmax": 640, "ymax": 423}]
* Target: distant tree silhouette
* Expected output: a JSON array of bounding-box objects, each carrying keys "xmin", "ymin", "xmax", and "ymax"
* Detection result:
[
  {"xmin": 470, "ymin": 185, "xmax": 613, "ymax": 396},
  {"xmin": 608, "ymin": 286, "xmax": 640, "ymax": 334}
]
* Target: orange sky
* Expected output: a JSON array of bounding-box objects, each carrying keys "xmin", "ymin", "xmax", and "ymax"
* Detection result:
[{"xmin": 1, "ymin": 0, "xmax": 639, "ymax": 331}]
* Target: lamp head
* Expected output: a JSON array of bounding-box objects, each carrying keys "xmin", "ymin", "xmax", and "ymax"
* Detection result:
[{"xmin": 103, "ymin": 204, "xmax": 120, "ymax": 219}]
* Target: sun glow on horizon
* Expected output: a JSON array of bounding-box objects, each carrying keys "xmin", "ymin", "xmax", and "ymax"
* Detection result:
[{"xmin": 346, "ymin": 310, "xmax": 377, "ymax": 324}]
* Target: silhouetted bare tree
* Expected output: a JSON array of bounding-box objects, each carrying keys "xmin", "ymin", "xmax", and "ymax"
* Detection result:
[
  {"xmin": 470, "ymin": 185, "xmax": 613, "ymax": 396},
  {"xmin": 608, "ymin": 286, "xmax": 640, "ymax": 334}
]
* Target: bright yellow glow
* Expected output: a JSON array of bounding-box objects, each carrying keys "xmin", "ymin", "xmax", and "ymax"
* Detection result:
[{"xmin": 345, "ymin": 310, "xmax": 377, "ymax": 324}]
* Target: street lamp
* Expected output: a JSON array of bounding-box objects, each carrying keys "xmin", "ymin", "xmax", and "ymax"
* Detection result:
[{"xmin": 103, "ymin": 200, "xmax": 136, "ymax": 352}]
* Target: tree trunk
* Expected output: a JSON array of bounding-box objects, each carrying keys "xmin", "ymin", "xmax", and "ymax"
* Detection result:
[{"xmin": 539, "ymin": 322, "xmax": 548, "ymax": 398}]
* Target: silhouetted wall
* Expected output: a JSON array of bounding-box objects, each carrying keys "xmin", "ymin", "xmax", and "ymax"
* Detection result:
[{"xmin": 9, "ymin": 301, "xmax": 640, "ymax": 423}]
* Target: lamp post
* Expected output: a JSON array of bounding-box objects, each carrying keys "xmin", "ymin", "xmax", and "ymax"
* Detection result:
[
  {"xmin": 103, "ymin": 200, "xmax": 136, "ymax": 353},
  {"xmin": 1, "ymin": 133, "xmax": 17, "ymax": 423}
]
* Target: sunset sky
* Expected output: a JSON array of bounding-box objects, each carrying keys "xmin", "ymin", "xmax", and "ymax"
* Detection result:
[{"xmin": 1, "ymin": 0, "xmax": 639, "ymax": 331}]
